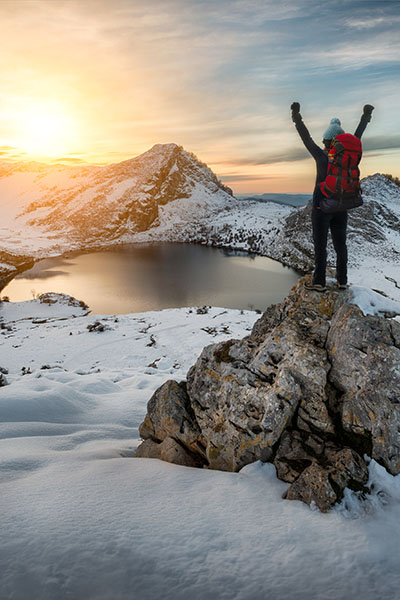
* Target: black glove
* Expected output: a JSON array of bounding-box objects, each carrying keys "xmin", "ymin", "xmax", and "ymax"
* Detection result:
[
  {"xmin": 363, "ymin": 104, "xmax": 374, "ymax": 122},
  {"xmin": 291, "ymin": 102, "xmax": 301, "ymax": 123}
]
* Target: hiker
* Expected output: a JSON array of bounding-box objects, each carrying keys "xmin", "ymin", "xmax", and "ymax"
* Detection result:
[{"xmin": 291, "ymin": 102, "xmax": 374, "ymax": 291}]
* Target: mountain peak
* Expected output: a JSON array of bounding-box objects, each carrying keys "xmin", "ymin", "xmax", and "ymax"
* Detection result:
[{"xmin": 0, "ymin": 142, "xmax": 233, "ymax": 254}]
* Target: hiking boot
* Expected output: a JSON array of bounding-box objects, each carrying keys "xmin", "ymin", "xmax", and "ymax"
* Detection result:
[
  {"xmin": 337, "ymin": 283, "xmax": 349, "ymax": 290},
  {"xmin": 304, "ymin": 282, "xmax": 327, "ymax": 292}
]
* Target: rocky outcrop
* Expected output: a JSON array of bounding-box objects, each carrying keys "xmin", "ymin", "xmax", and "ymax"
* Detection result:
[
  {"xmin": 0, "ymin": 367, "xmax": 8, "ymax": 387},
  {"xmin": 0, "ymin": 251, "xmax": 34, "ymax": 291},
  {"xmin": 136, "ymin": 277, "xmax": 400, "ymax": 511}
]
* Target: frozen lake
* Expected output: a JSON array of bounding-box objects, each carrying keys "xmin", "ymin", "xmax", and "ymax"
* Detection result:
[{"xmin": 2, "ymin": 243, "xmax": 299, "ymax": 313}]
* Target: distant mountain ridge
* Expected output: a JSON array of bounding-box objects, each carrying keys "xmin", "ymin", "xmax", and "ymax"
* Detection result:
[{"xmin": 236, "ymin": 193, "xmax": 310, "ymax": 207}]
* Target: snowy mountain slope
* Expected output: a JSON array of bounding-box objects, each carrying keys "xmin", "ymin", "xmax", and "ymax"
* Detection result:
[
  {"xmin": 0, "ymin": 143, "xmax": 233, "ymax": 258},
  {"xmin": 273, "ymin": 174, "xmax": 400, "ymax": 295},
  {"xmin": 236, "ymin": 192, "xmax": 310, "ymax": 207}
]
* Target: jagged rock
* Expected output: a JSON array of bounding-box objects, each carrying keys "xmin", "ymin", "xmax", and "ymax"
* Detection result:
[
  {"xmin": 138, "ymin": 380, "xmax": 206, "ymax": 459},
  {"xmin": 87, "ymin": 320, "xmax": 112, "ymax": 333},
  {"xmin": 135, "ymin": 437, "xmax": 203, "ymax": 467},
  {"xmin": 184, "ymin": 281, "xmax": 340, "ymax": 472},
  {"xmin": 137, "ymin": 277, "xmax": 400, "ymax": 510},
  {"xmin": 286, "ymin": 463, "xmax": 337, "ymax": 512},
  {"xmin": 273, "ymin": 430, "xmax": 314, "ymax": 483},
  {"xmin": 0, "ymin": 372, "xmax": 7, "ymax": 387},
  {"xmin": 0, "ymin": 250, "xmax": 34, "ymax": 290},
  {"xmin": 329, "ymin": 448, "xmax": 369, "ymax": 491},
  {"xmin": 158, "ymin": 437, "xmax": 204, "ymax": 467},
  {"xmin": 285, "ymin": 447, "xmax": 368, "ymax": 512},
  {"xmin": 135, "ymin": 439, "xmax": 161, "ymax": 459},
  {"xmin": 327, "ymin": 303, "xmax": 400, "ymax": 474},
  {"xmin": 39, "ymin": 292, "xmax": 89, "ymax": 310}
]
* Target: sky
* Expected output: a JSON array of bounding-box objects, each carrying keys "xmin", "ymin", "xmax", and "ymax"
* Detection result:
[{"xmin": 0, "ymin": 0, "xmax": 399, "ymax": 193}]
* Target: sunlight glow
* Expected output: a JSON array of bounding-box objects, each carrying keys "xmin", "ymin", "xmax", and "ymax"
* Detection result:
[{"xmin": 11, "ymin": 101, "xmax": 79, "ymax": 159}]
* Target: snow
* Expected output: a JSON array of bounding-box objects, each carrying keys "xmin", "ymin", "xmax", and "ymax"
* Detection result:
[
  {"xmin": 0, "ymin": 262, "xmax": 16, "ymax": 272},
  {"xmin": 1, "ymin": 296, "xmax": 400, "ymax": 599},
  {"xmin": 349, "ymin": 285, "xmax": 400, "ymax": 317}
]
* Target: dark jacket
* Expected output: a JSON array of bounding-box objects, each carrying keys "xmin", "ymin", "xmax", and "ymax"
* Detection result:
[{"xmin": 294, "ymin": 115, "xmax": 369, "ymax": 207}]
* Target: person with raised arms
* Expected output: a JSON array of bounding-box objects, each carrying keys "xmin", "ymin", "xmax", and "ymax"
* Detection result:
[{"xmin": 291, "ymin": 102, "xmax": 374, "ymax": 291}]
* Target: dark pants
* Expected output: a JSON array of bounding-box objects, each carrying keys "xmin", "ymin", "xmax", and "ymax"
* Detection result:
[{"xmin": 311, "ymin": 208, "xmax": 348, "ymax": 286}]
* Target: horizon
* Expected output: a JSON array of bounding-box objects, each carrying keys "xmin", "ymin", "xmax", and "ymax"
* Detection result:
[
  {"xmin": 1, "ymin": 0, "xmax": 399, "ymax": 193},
  {"xmin": 0, "ymin": 144, "xmax": 388, "ymax": 198}
]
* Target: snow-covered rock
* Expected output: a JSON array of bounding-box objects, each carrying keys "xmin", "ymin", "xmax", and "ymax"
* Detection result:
[
  {"xmin": 0, "ymin": 143, "xmax": 233, "ymax": 260},
  {"xmin": 137, "ymin": 276, "xmax": 400, "ymax": 511},
  {"xmin": 0, "ymin": 292, "xmax": 89, "ymax": 323}
]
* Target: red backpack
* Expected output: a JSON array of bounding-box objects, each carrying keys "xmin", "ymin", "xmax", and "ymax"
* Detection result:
[{"xmin": 319, "ymin": 133, "xmax": 363, "ymax": 213}]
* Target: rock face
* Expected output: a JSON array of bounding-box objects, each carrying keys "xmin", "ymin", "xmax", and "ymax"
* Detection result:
[
  {"xmin": 137, "ymin": 277, "xmax": 400, "ymax": 511},
  {"xmin": 0, "ymin": 143, "xmax": 232, "ymax": 247},
  {"xmin": 0, "ymin": 250, "xmax": 34, "ymax": 290}
]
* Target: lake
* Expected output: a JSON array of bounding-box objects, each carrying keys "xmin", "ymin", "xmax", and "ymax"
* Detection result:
[{"xmin": 2, "ymin": 243, "xmax": 299, "ymax": 314}]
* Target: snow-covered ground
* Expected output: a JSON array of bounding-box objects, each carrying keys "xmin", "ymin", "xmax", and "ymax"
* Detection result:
[{"xmin": 1, "ymin": 294, "xmax": 400, "ymax": 600}]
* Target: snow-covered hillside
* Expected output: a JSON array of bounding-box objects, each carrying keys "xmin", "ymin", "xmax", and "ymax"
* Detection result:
[
  {"xmin": 1, "ymin": 294, "xmax": 400, "ymax": 599},
  {"xmin": 275, "ymin": 174, "xmax": 400, "ymax": 296},
  {"xmin": 1, "ymin": 143, "xmax": 399, "ymax": 301},
  {"xmin": 0, "ymin": 142, "xmax": 233, "ymax": 258},
  {"xmin": 128, "ymin": 173, "xmax": 400, "ymax": 300}
]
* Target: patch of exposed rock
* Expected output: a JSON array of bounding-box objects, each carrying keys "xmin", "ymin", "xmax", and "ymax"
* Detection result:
[
  {"xmin": 15, "ymin": 143, "xmax": 233, "ymax": 243},
  {"xmin": 0, "ymin": 250, "xmax": 34, "ymax": 291},
  {"xmin": 136, "ymin": 276, "xmax": 400, "ymax": 512}
]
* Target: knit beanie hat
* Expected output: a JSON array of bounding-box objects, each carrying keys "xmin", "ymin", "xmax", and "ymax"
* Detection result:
[{"xmin": 323, "ymin": 117, "xmax": 344, "ymax": 140}]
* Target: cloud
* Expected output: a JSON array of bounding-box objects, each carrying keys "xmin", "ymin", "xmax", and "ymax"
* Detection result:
[
  {"xmin": 219, "ymin": 147, "xmax": 310, "ymax": 166},
  {"xmin": 363, "ymin": 135, "xmax": 400, "ymax": 152},
  {"xmin": 226, "ymin": 135, "xmax": 400, "ymax": 166},
  {"xmin": 49, "ymin": 157, "xmax": 87, "ymax": 164},
  {"xmin": 1, "ymin": 0, "xmax": 399, "ymax": 188},
  {"xmin": 0, "ymin": 145, "xmax": 27, "ymax": 159},
  {"xmin": 220, "ymin": 174, "xmax": 281, "ymax": 182},
  {"xmin": 344, "ymin": 15, "xmax": 400, "ymax": 30},
  {"xmin": 311, "ymin": 32, "xmax": 400, "ymax": 69}
]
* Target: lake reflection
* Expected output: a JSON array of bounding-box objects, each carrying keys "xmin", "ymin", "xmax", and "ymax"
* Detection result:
[{"xmin": 3, "ymin": 243, "xmax": 299, "ymax": 314}]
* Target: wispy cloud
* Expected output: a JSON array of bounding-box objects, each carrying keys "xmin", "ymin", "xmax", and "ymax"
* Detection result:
[
  {"xmin": 220, "ymin": 174, "xmax": 281, "ymax": 182},
  {"xmin": 344, "ymin": 16, "xmax": 400, "ymax": 30},
  {"xmin": 49, "ymin": 157, "xmax": 87, "ymax": 164},
  {"xmin": 312, "ymin": 33, "xmax": 400, "ymax": 68},
  {"xmin": 363, "ymin": 135, "xmax": 400, "ymax": 152},
  {"xmin": 0, "ymin": 0, "xmax": 399, "ymax": 190},
  {"xmin": 219, "ymin": 148, "xmax": 310, "ymax": 166}
]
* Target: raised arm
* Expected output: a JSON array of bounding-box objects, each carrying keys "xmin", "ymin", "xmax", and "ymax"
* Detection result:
[
  {"xmin": 354, "ymin": 104, "xmax": 374, "ymax": 139},
  {"xmin": 291, "ymin": 102, "xmax": 325, "ymax": 160}
]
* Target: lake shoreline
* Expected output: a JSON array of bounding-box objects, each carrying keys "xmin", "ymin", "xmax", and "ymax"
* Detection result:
[
  {"xmin": 1, "ymin": 242, "xmax": 301, "ymax": 314},
  {"xmin": 1, "ymin": 239, "xmax": 303, "ymax": 295}
]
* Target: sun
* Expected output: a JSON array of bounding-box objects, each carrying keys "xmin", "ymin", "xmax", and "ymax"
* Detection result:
[{"xmin": 12, "ymin": 101, "xmax": 79, "ymax": 159}]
